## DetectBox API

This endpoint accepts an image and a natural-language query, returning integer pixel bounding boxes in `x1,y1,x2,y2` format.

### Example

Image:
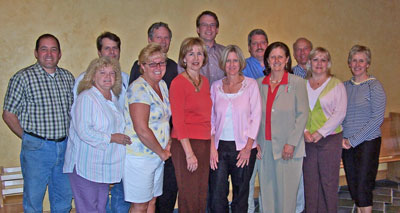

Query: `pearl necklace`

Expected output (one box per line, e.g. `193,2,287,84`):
270,77,282,84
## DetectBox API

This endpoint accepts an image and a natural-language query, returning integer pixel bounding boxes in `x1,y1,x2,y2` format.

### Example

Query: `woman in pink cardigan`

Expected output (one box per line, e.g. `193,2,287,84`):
208,45,262,212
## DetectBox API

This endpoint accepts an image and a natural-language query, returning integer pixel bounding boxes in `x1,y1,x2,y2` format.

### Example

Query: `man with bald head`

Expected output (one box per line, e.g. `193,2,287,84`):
292,37,313,79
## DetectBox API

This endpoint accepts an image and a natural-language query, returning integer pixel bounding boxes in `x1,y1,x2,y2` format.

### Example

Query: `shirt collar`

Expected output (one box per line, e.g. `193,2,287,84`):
262,71,289,85
350,75,376,85
35,62,60,76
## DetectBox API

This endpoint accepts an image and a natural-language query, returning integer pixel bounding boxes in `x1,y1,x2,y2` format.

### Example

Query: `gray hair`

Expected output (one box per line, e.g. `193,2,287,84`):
247,29,268,46
148,22,172,40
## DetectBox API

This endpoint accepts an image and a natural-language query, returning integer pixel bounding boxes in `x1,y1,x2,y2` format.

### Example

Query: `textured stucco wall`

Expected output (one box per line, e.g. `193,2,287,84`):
0,0,399,209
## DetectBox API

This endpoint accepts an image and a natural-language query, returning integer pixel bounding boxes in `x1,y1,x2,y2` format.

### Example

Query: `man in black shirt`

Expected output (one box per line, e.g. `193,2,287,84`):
129,22,178,88
129,22,178,213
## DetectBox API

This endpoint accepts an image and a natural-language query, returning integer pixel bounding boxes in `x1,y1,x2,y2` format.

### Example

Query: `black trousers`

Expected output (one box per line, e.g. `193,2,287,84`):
155,158,178,213
342,137,381,207
208,140,257,213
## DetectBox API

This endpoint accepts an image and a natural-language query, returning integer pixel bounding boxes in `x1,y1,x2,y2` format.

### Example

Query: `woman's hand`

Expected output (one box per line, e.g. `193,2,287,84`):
311,131,323,143
210,145,219,170
282,144,295,160
236,147,252,168
186,153,198,172
159,149,171,161
256,144,262,159
304,130,314,143
110,133,132,145
342,138,351,149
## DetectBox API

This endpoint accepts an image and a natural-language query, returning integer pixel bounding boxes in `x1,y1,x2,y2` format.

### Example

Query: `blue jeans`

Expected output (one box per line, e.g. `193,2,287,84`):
105,181,130,213
20,133,72,213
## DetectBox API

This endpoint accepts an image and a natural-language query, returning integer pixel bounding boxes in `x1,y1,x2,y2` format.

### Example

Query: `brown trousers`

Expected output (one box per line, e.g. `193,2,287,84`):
171,138,210,213
303,132,343,213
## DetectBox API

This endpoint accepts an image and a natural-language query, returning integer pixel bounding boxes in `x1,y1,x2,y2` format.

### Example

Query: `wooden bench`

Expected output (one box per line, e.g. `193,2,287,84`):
0,166,23,211
340,112,400,185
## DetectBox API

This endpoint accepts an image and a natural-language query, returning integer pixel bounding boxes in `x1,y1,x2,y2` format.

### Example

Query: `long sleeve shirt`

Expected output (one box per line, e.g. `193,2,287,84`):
210,77,261,150
342,76,386,147
170,74,212,140
73,71,129,111
306,77,347,137
63,87,126,183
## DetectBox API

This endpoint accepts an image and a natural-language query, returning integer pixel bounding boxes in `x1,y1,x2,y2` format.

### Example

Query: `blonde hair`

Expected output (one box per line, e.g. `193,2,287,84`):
219,45,246,75
306,47,333,79
178,37,208,69
138,43,166,74
78,57,122,96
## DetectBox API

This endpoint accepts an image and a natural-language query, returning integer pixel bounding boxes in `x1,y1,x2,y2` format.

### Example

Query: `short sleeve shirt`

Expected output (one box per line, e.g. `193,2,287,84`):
124,77,171,157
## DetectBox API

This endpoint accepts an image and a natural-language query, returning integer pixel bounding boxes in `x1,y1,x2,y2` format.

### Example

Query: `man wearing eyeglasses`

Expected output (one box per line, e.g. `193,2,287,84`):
177,10,225,86
71,31,130,213
129,22,179,213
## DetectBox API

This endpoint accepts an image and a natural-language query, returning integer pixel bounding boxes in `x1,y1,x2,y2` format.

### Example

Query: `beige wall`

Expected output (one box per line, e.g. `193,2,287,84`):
0,0,399,207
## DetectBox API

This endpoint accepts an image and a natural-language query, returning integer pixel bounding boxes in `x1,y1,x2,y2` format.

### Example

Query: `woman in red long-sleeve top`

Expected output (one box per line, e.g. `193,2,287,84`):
169,37,212,212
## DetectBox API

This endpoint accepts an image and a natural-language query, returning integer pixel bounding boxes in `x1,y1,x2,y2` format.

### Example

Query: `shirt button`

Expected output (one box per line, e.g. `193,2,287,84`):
272,109,275,112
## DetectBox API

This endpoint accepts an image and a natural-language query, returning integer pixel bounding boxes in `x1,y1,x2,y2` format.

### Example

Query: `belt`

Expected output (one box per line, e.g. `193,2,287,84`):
24,131,67,142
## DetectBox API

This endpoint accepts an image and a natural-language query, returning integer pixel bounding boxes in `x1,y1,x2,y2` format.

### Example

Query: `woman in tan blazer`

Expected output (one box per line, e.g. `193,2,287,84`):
256,42,309,213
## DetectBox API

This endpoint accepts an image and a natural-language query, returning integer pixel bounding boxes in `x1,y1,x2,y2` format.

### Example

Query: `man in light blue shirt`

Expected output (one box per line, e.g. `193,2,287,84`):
292,37,313,79
72,32,130,213
245,28,268,213
242,29,268,80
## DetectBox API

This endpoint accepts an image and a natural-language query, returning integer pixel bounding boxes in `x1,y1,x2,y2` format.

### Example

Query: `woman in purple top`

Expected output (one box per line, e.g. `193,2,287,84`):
209,45,262,212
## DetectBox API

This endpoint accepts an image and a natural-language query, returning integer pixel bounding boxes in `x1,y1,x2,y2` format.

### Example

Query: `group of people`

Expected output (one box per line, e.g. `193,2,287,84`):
2,9,386,213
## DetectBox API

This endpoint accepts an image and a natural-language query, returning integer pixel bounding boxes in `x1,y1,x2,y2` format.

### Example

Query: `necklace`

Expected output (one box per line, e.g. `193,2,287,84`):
310,76,328,89
185,70,202,92
270,77,282,84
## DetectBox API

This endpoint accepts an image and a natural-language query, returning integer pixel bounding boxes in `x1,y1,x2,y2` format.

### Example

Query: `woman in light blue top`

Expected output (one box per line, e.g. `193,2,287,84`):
63,57,131,213
123,43,171,213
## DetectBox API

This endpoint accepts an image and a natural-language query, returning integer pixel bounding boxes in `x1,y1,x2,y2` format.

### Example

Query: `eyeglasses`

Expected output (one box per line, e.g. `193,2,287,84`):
144,61,167,68
199,23,217,28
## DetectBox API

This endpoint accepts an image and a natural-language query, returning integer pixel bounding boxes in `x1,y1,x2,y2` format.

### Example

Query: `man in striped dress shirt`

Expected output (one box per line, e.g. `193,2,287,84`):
3,34,74,212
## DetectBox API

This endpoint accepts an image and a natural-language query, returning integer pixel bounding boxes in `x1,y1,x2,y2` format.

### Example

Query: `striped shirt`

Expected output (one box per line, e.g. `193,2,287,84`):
342,76,386,147
63,87,126,183
292,65,307,79
3,63,74,139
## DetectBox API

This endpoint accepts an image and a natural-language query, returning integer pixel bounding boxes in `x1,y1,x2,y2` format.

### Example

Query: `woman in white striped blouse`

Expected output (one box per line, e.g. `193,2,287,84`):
342,45,386,213
63,57,131,213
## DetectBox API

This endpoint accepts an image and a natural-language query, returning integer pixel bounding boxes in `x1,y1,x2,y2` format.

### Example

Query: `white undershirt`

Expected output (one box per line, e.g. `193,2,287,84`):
307,77,331,110
219,94,235,141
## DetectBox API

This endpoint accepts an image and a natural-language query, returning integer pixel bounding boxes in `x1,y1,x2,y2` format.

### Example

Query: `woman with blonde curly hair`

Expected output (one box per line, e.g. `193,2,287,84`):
63,57,131,213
